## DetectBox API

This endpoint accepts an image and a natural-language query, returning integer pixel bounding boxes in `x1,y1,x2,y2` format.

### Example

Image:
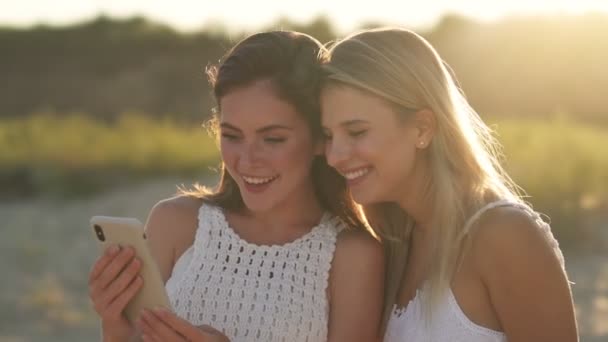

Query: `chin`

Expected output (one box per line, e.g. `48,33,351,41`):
241,190,288,213
350,178,394,204
350,189,381,206
240,196,274,212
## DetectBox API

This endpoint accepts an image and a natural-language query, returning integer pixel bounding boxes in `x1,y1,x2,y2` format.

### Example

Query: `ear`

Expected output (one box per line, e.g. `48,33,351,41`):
412,109,436,149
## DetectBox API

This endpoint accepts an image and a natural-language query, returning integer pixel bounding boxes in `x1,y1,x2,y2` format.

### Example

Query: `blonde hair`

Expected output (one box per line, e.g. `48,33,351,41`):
322,27,524,329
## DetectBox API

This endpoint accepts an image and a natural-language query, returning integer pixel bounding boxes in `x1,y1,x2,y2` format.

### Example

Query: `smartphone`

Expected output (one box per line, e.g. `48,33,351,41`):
90,216,172,323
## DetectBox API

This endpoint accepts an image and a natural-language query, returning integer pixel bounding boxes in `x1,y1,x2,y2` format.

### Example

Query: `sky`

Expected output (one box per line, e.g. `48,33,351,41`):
1,0,607,33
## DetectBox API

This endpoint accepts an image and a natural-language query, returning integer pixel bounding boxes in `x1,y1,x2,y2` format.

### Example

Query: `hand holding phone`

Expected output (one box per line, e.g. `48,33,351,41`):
90,216,171,324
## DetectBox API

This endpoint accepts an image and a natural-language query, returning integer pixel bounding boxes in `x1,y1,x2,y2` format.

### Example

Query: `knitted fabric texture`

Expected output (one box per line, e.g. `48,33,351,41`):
166,204,344,342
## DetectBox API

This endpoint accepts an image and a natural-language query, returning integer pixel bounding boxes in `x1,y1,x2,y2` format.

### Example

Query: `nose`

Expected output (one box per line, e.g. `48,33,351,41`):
325,137,350,168
239,140,263,167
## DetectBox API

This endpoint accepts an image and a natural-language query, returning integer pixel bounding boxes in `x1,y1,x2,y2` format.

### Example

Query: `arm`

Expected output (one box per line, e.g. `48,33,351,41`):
139,197,231,341
90,195,200,341
327,230,385,342
473,207,578,342
144,195,200,283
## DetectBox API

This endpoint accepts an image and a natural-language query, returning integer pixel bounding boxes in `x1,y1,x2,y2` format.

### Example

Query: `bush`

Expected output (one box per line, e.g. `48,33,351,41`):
0,112,219,198
494,117,608,249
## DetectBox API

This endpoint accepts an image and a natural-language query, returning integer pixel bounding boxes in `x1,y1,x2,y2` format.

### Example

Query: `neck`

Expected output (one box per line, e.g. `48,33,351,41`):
396,159,434,233
243,179,323,233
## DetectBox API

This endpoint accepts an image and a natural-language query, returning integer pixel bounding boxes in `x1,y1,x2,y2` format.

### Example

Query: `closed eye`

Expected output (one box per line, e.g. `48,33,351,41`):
221,133,240,141
264,137,286,144
349,129,367,138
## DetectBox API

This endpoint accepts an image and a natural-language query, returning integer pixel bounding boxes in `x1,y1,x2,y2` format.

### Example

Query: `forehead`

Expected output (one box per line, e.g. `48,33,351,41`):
320,84,398,127
219,80,304,128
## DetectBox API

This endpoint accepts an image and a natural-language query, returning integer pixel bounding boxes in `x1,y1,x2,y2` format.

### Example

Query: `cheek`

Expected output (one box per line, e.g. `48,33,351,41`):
219,143,244,177
281,142,316,168
351,136,384,163
395,148,416,172
219,143,238,164
362,133,415,173
271,140,316,174
383,143,417,187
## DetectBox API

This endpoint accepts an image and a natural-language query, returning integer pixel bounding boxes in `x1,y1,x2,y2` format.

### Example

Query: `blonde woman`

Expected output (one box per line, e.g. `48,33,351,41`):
320,27,578,341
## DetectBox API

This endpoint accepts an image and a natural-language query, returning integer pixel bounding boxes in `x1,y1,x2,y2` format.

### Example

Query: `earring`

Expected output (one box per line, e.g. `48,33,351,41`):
418,141,425,147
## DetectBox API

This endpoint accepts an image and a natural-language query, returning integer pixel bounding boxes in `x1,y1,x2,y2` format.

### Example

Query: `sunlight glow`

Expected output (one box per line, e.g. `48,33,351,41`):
0,0,607,32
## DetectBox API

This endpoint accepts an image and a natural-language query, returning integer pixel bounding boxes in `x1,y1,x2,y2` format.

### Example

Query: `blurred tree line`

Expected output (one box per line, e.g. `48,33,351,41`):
1,13,607,123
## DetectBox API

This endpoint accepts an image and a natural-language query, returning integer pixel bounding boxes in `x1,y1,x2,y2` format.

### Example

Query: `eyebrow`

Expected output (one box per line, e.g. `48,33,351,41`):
220,122,294,133
323,119,369,130
340,119,369,127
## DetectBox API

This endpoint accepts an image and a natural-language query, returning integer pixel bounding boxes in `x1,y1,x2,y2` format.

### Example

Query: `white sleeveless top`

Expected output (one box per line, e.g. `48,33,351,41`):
383,200,565,342
166,203,345,342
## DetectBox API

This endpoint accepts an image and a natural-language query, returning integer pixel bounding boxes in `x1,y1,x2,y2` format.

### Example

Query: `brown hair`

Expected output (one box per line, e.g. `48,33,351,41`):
184,31,367,231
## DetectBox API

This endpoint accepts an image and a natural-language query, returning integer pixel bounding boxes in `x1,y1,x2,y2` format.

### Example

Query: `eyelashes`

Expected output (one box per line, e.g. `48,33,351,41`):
322,129,367,141
264,137,286,144
220,134,286,144
349,129,367,138
221,133,239,141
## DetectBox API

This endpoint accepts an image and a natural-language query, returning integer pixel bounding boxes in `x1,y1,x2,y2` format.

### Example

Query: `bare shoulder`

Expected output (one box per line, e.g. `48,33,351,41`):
146,195,202,231
467,205,577,339
468,204,569,300
150,194,204,218
144,195,204,280
469,205,561,266
334,229,384,264
331,228,384,286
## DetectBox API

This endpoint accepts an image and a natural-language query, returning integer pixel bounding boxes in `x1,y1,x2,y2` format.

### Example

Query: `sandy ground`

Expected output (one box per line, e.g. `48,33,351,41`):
0,177,605,341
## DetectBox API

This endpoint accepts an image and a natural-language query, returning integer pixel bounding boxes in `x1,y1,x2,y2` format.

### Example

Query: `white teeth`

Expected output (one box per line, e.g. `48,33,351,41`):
343,168,370,180
242,175,278,185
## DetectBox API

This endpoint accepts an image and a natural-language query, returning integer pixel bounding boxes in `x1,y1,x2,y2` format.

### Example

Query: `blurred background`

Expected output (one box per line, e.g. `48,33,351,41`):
0,0,607,341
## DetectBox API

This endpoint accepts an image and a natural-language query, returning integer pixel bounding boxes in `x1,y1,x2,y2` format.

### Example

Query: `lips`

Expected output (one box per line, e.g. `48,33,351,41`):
239,174,280,195
241,174,279,185
341,167,371,181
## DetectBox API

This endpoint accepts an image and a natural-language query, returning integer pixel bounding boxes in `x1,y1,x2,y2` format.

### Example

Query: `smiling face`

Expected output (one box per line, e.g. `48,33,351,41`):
321,84,428,205
219,80,321,213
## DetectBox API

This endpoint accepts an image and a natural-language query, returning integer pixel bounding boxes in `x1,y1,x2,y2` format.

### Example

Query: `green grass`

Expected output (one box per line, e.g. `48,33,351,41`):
493,117,608,248
496,118,607,205
1,113,606,247
0,112,219,197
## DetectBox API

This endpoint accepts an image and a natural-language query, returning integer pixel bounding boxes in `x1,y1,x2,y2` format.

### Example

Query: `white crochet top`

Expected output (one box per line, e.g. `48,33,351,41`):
384,200,565,342
165,203,345,342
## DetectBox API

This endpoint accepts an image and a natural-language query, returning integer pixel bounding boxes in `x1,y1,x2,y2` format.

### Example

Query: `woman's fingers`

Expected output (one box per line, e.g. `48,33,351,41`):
141,334,163,342
89,245,141,319
87,245,139,340
88,245,122,299
88,245,120,283
99,257,141,308
139,315,166,342
105,275,143,318
139,310,186,341
197,325,230,341
155,309,209,340
95,246,136,290
140,309,230,342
